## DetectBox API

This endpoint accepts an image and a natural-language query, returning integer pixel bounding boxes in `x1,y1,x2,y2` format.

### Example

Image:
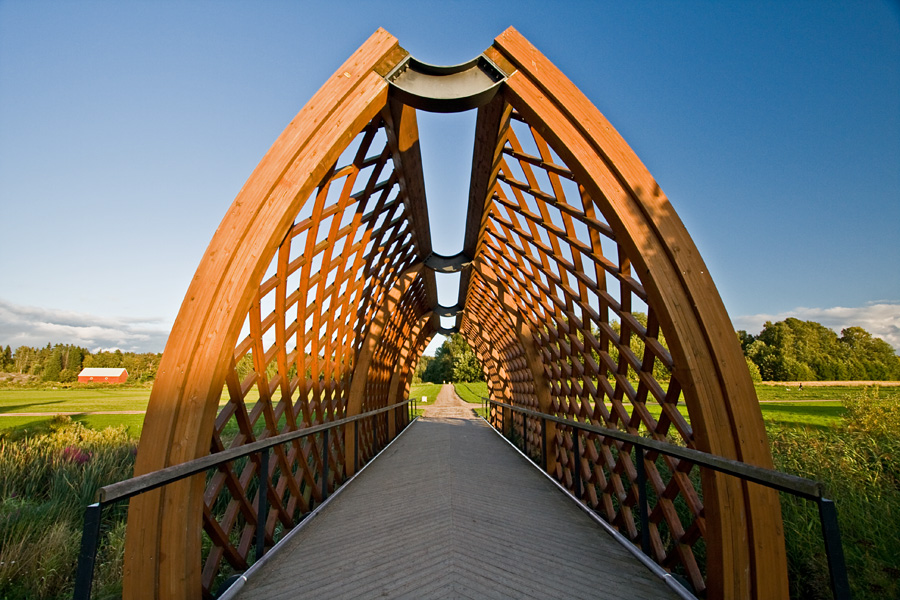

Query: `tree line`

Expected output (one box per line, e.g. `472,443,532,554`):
413,316,900,384
740,318,900,381
4,317,897,385
0,344,162,383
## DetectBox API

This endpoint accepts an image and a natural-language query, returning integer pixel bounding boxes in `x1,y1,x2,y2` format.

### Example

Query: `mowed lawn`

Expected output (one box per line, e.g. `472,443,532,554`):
454,381,900,429
1,384,432,438
0,387,153,438
3,381,894,438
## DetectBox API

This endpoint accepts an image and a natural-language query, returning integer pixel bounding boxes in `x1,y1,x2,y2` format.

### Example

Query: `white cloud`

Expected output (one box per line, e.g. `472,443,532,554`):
0,298,170,353
733,302,900,352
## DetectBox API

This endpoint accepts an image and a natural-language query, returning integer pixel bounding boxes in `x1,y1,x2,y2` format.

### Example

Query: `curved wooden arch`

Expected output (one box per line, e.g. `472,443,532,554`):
125,27,787,600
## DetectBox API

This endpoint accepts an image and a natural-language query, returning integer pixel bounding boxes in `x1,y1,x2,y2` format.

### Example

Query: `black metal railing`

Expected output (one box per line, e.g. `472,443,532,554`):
481,396,850,600
74,399,416,600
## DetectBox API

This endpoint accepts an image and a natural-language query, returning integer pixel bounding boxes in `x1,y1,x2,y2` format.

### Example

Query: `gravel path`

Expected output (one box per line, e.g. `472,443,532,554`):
422,384,476,420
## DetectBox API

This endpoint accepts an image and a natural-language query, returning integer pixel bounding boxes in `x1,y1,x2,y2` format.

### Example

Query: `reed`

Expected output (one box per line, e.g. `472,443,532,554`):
770,387,900,599
0,416,135,599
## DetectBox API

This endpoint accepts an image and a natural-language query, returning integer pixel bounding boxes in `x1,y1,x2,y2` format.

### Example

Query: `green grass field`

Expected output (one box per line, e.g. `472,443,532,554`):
2,382,893,439
1,380,896,598
0,387,152,413
409,383,442,401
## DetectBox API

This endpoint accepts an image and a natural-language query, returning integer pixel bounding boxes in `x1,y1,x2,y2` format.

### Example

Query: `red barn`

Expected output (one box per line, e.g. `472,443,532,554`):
78,367,129,383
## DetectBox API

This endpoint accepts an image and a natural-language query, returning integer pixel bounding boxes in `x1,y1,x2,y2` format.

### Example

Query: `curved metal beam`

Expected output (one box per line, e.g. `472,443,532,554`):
433,302,464,317
424,251,472,273
386,54,507,113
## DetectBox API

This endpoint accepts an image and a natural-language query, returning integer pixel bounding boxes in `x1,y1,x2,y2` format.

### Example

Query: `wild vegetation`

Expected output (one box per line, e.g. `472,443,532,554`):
0,417,135,600
771,387,900,600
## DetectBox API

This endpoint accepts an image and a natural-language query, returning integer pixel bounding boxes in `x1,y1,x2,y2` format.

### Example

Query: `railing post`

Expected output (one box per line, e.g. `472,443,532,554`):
255,448,269,560
818,498,851,599
73,502,102,600
541,416,548,472
322,429,330,500
636,446,651,556
522,414,528,457
354,419,359,473
573,428,581,500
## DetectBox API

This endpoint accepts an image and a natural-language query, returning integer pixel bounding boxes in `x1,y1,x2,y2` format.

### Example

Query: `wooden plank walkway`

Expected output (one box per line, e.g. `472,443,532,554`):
227,385,686,599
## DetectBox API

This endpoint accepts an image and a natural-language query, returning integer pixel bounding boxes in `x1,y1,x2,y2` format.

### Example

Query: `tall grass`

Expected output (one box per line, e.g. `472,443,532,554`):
0,416,136,599
770,387,900,599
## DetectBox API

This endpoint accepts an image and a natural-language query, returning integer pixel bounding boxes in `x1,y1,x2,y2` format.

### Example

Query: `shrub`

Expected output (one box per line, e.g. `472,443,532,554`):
842,386,900,440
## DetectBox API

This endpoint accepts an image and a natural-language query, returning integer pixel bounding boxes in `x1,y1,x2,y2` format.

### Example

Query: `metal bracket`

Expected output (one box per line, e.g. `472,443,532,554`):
430,311,460,335
385,54,507,113
434,303,464,317
425,252,472,273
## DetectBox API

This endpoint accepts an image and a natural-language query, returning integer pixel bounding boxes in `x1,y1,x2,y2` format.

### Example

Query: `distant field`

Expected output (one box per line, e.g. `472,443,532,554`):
0,387,152,413
756,384,900,403
3,381,894,438
453,381,900,430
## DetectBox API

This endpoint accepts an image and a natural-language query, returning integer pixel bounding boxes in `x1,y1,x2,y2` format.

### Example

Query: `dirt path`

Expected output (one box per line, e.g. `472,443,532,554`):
422,384,477,420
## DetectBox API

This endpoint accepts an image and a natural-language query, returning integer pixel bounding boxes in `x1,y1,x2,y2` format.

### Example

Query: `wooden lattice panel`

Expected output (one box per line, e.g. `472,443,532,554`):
461,111,707,590
123,31,442,600
454,29,787,599
195,114,432,592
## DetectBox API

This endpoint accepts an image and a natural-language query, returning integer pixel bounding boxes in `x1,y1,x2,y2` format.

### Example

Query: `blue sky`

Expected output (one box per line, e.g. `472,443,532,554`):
1,0,898,354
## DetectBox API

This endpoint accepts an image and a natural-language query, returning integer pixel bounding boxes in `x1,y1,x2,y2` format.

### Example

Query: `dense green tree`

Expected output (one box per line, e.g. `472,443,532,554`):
0,345,12,371
41,348,62,381
412,355,432,384
744,319,900,381
420,334,484,383
452,350,484,382
13,346,33,374
745,356,762,383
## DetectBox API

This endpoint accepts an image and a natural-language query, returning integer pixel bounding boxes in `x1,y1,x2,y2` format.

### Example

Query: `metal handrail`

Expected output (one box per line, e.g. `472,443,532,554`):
74,399,415,600
481,396,850,600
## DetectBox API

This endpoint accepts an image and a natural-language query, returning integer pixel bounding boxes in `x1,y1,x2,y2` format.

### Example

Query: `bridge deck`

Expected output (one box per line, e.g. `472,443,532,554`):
228,386,685,599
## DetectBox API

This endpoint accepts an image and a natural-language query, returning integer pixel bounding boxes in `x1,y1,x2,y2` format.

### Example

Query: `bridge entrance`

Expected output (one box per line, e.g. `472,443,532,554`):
111,27,799,599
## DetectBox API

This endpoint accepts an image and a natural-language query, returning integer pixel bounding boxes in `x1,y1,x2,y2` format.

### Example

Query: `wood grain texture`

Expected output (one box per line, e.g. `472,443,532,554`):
125,26,787,600
123,29,422,599
474,26,787,599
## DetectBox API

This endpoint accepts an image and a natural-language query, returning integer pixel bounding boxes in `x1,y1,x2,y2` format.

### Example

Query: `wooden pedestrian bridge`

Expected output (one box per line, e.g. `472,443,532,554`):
74,28,848,600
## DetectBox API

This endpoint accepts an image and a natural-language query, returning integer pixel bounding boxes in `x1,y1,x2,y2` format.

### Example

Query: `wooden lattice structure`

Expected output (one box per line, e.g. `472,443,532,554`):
124,28,788,599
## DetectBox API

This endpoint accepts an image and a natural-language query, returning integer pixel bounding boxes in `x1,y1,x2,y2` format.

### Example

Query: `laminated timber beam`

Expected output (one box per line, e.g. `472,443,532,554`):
124,26,788,600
